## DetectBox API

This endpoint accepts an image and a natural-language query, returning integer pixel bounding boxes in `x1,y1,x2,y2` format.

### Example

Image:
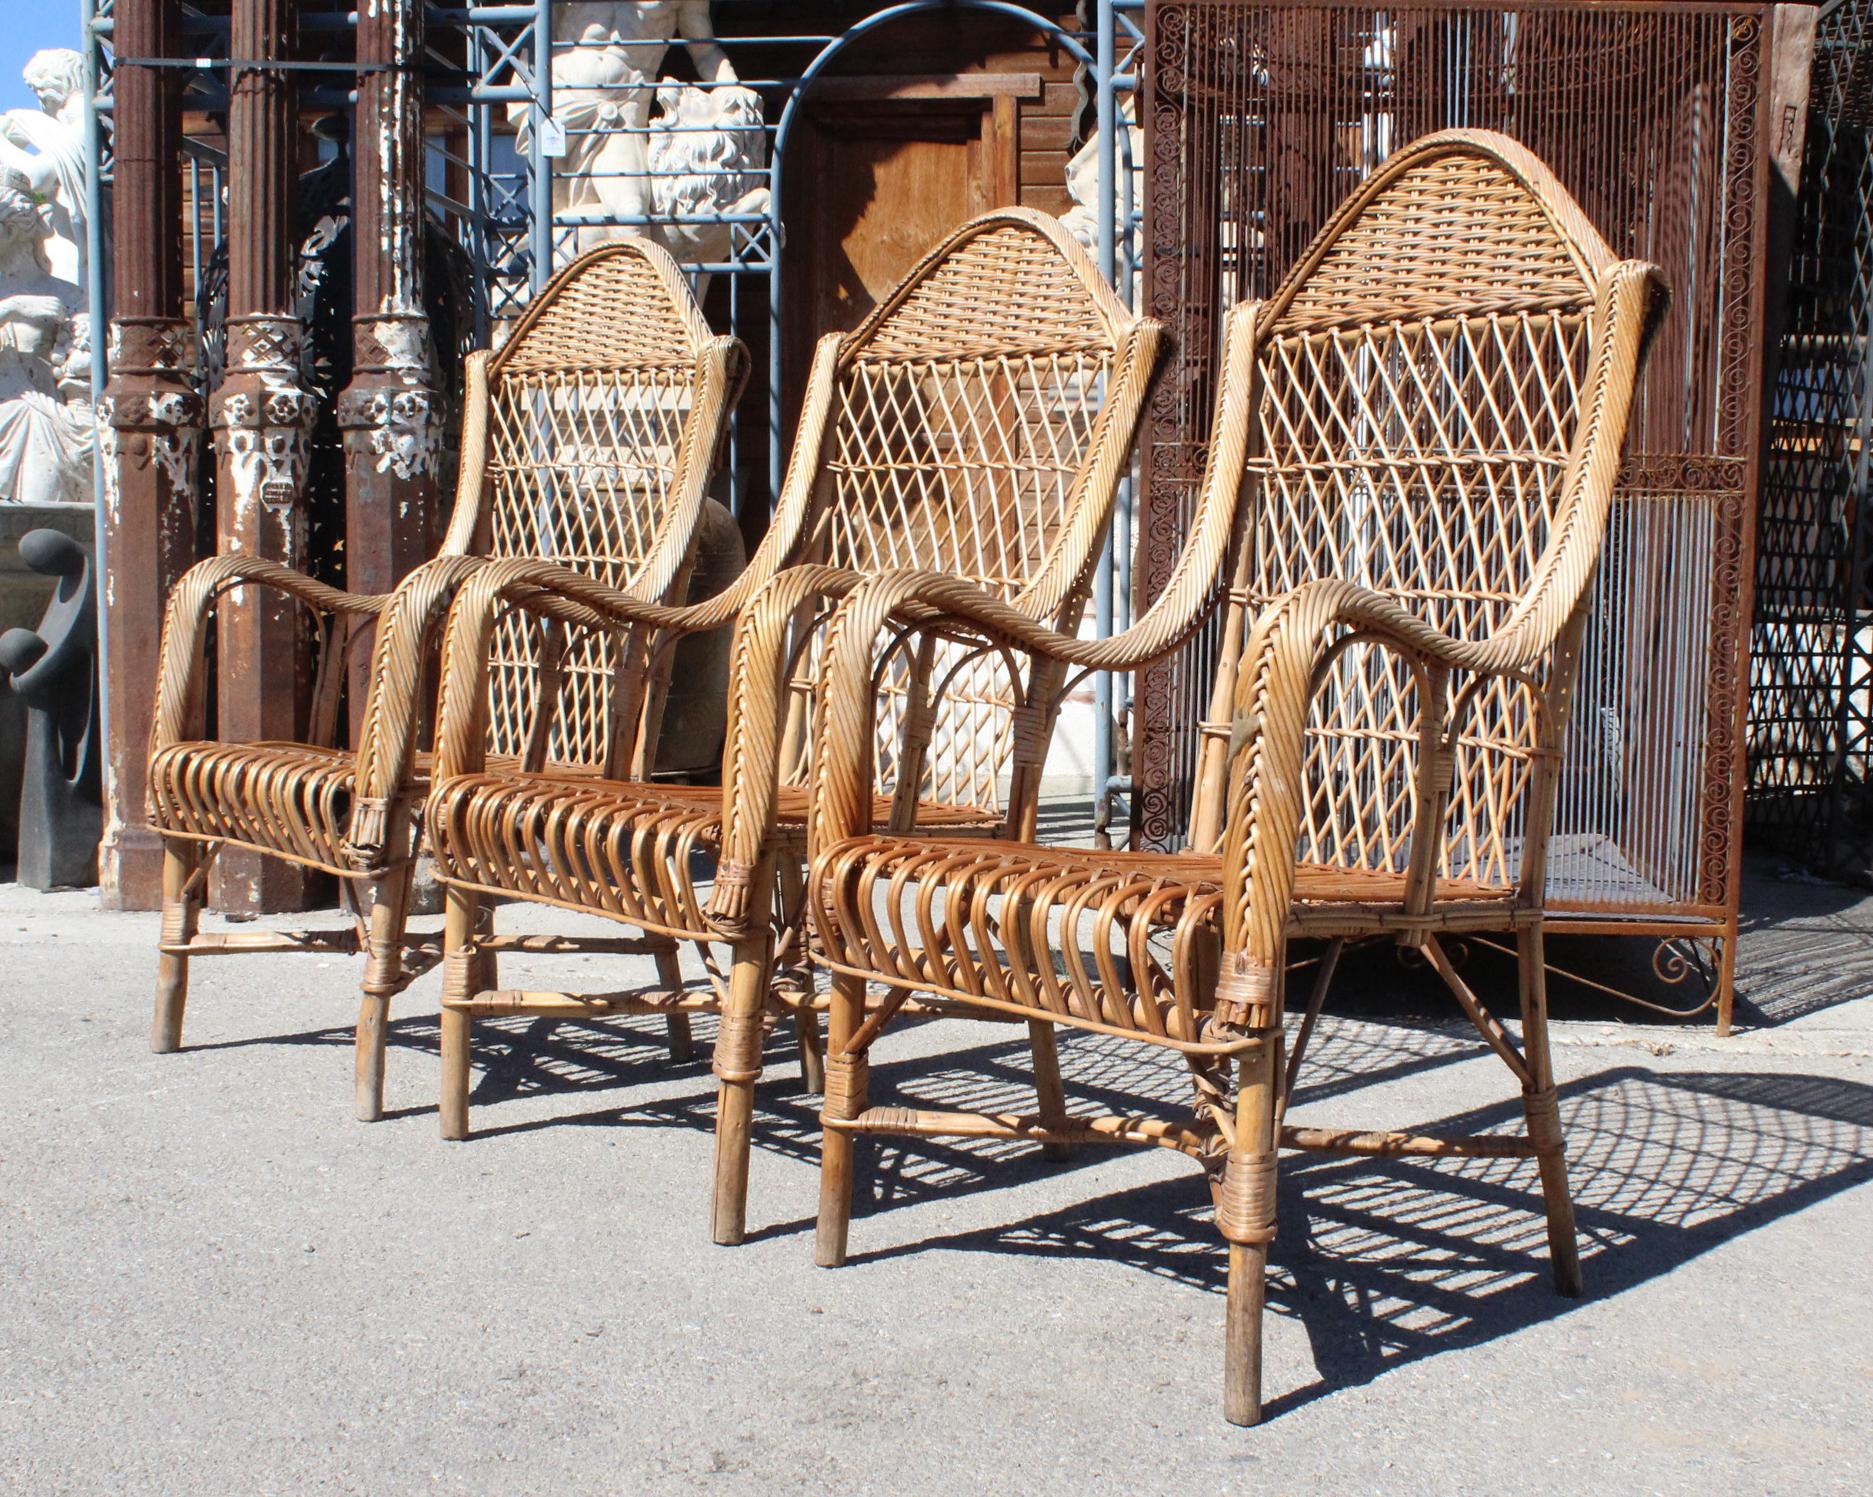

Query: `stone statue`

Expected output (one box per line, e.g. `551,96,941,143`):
645,79,769,293
0,172,94,506
1061,120,1144,272
511,3,766,274
0,49,89,289
0,527,100,889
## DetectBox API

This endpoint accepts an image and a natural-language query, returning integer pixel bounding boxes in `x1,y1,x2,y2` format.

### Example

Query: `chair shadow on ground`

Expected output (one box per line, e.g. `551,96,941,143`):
194,951,1873,1416
829,1038,1873,1418
363,1006,1873,1416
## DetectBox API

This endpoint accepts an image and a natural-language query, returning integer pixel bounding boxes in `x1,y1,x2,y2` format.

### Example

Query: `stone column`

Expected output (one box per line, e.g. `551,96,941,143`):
209,0,317,911
99,0,203,910
339,0,441,722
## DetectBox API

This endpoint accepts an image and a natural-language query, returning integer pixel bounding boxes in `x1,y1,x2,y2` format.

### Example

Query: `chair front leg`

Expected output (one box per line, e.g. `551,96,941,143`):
711,920,774,1246
354,861,415,1123
151,838,207,1053
1221,1022,1283,1427
815,969,869,1267
1517,924,1582,1297
438,884,481,1141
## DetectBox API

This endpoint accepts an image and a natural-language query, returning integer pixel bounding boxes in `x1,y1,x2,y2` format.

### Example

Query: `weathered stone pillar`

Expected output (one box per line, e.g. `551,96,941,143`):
209,0,317,911
339,0,441,721
99,0,203,910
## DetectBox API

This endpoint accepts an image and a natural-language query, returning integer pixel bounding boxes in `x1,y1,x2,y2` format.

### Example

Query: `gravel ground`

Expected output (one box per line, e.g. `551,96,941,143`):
2,860,1870,1496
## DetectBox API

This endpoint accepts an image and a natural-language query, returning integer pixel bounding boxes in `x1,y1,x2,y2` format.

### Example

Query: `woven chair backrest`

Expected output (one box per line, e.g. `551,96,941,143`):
805,209,1146,815
1223,131,1619,888
475,239,725,770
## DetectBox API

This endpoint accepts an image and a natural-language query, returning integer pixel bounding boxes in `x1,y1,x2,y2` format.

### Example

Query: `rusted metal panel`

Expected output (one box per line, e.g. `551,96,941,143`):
340,0,442,729
1749,0,1873,878
99,0,202,911
208,0,316,912
1139,0,1808,1025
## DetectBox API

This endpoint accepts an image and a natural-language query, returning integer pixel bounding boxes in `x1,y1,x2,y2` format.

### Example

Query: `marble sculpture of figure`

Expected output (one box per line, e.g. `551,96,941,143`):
0,49,89,289
511,2,739,262
0,173,94,506
1061,120,1145,271
646,78,769,293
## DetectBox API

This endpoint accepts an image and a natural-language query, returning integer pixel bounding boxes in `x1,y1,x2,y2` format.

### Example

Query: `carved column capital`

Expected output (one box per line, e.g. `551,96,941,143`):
104,315,205,431
210,313,316,517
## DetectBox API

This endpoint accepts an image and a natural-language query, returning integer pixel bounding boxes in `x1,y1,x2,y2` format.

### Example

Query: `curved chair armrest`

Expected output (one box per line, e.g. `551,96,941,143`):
343,554,494,863
709,530,1249,929
1210,573,1570,1028
788,565,1204,877
150,554,390,758
426,555,729,787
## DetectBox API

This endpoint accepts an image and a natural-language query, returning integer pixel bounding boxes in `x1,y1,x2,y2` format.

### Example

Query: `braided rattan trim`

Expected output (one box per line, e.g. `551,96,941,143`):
822,1051,870,1119
1216,1149,1278,1246
712,1009,766,1085
1523,1086,1565,1155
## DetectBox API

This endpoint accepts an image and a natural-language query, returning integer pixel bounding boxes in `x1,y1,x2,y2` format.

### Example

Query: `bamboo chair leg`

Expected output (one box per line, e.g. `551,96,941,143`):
1222,1024,1283,1427
710,932,770,1246
1518,925,1582,1297
816,970,868,1268
151,840,203,1053
1027,1019,1072,1161
794,1006,825,1095
438,886,479,1142
469,900,499,996
354,857,415,1123
652,942,695,1063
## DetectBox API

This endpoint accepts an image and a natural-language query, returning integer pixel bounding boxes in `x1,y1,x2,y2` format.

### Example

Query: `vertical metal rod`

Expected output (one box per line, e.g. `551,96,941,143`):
1092,0,1118,818
530,0,553,290
82,0,112,780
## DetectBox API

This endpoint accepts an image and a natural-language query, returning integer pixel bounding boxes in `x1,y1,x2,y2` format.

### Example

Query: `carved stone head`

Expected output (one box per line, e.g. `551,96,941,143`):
22,50,83,115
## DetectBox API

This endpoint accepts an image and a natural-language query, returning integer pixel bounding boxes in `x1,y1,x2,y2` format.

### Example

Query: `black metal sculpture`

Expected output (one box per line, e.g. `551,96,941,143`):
0,528,100,888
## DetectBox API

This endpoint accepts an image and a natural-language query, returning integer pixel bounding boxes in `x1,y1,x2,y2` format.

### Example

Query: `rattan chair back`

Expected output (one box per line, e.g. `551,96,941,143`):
442,237,743,772
1198,134,1625,893
799,209,1149,817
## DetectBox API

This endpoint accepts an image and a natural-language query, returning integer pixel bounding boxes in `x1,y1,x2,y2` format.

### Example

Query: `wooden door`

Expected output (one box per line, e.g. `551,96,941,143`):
782,74,1036,418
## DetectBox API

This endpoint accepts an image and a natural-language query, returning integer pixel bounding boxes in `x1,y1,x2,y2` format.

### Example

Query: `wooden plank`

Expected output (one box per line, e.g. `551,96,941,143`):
809,73,1042,103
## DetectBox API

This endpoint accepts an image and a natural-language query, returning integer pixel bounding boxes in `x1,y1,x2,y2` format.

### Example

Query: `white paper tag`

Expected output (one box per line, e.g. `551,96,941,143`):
538,116,567,159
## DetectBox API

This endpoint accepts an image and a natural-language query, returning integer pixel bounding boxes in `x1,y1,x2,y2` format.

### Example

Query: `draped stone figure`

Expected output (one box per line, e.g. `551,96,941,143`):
0,49,89,289
510,2,766,275
0,174,93,506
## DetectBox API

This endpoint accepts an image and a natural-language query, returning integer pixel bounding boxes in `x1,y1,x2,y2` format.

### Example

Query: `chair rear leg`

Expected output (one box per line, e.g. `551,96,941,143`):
1027,1019,1072,1161
151,840,203,1053
815,970,868,1267
1222,1024,1282,1426
776,854,822,1092
711,931,771,1245
438,885,479,1141
1518,925,1582,1297
651,942,695,1063
794,1006,825,1095
354,859,414,1123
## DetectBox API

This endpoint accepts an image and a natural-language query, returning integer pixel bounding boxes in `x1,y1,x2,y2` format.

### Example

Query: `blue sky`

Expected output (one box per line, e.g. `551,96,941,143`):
1,5,88,114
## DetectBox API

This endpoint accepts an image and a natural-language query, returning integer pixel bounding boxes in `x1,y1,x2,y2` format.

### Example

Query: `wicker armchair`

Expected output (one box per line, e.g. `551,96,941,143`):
147,239,745,1120
800,132,1666,1424
423,208,1165,1243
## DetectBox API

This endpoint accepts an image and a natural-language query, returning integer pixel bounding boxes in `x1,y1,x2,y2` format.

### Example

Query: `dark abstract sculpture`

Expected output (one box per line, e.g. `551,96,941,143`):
0,528,100,888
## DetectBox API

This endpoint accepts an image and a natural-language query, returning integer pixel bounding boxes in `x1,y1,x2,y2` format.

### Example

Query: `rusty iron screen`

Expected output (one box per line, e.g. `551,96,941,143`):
1749,0,1873,878
1138,0,1776,943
